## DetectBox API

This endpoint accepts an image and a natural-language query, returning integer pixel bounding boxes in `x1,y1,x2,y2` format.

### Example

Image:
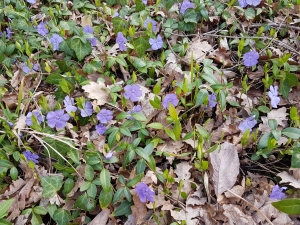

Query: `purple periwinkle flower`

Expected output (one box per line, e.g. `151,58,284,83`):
112,12,119,18
268,85,280,108
23,150,39,164
46,110,70,129
26,0,36,3
239,0,248,7
22,62,39,73
127,105,142,119
50,34,64,51
80,101,93,117
238,115,257,133
104,151,114,160
270,185,287,201
6,28,13,39
37,22,48,37
116,32,127,51
162,93,179,109
63,96,77,113
246,0,261,6
8,121,13,128
144,19,157,32
208,93,217,108
124,84,142,102
83,25,94,34
142,0,147,4
135,182,155,203
149,35,163,50
96,123,107,135
97,109,113,124
26,110,44,126
243,51,259,67
180,0,195,14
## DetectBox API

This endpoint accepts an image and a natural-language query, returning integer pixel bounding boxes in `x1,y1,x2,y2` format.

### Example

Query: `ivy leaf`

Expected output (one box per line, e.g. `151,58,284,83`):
53,209,71,225
112,17,128,33
41,176,63,198
75,192,96,211
132,36,151,57
70,38,92,61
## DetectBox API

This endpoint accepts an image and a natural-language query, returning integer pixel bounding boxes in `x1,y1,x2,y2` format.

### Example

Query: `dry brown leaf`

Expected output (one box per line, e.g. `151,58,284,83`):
3,178,26,197
88,208,110,225
223,204,255,225
82,81,109,105
174,162,192,182
156,141,184,164
163,53,186,83
131,192,147,225
267,107,288,127
210,142,240,199
224,185,245,200
2,92,18,109
183,39,213,64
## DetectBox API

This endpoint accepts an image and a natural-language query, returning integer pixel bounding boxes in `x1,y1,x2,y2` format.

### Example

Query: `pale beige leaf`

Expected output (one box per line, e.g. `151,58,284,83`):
174,162,192,182
131,192,147,225
88,208,110,225
82,81,109,105
81,15,92,27
223,204,255,225
277,171,300,188
183,39,213,63
210,142,240,198
3,178,26,196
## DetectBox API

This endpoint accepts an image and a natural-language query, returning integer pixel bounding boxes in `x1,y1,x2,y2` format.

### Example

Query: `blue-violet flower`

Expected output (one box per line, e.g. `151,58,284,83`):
97,109,113,124
180,0,195,14
37,22,48,37
104,151,114,160
26,110,44,126
162,93,179,109
208,93,217,108
23,150,39,164
135,182,155,202
80,101,93,117
50,34,64,51
22,62,39,73
238,115,257,133
46,109,70,129
268,85,280,108
124,84,142,102
149,35,163,50
96,123,107,135
116,32,127,51
144,19,157,32
243,51,259,67
127,105,142,120
270,185,287,201
63,96,77,113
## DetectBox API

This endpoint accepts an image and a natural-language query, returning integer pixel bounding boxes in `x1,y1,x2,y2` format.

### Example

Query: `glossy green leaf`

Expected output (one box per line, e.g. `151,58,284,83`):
272,199,300,215
112,17,128,33
113,187,125,204
127,173,144,187
85,164,94,181
132,36,151,57
99,188,113,208
75,192,96,211
135,147,150,162
100,169,111,192
292,147,300,168
282,127,300,139
0,198,14,218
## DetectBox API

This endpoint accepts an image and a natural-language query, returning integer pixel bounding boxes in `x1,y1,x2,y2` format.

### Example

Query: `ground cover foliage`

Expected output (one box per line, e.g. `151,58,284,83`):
2,0,300,224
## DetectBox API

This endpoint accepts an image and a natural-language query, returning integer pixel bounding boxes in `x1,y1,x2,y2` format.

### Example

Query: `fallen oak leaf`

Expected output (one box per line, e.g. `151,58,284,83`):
82,81,109,106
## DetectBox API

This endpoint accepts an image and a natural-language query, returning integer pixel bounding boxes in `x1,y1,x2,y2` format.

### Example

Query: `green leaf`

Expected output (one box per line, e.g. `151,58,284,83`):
272,199,300,215
41,176,63,198
195,89,208,106
70,38,92,61
87,183,97,198
271,130,281,141
99,188,113,208
165,128,176,141
144,142,154,155
135,147,150,162
135,0,145,11
184,10,199,24
201,73,217,84
131,113,147,121
33,206,47,215
168,104,178,120
257,131,272,149
67,149,79,164
9,167,18,181
218,90,226,111
63,178,74,195
31,212,42,225
75,192,96,211
0,198,14,219
136,159,146,174
100,169,111,192
46,73,64,85
113,187,125,204
132,36,151,57
56,60,71,72
258,105,270,113
113,200,133,216
120,127,132,137
147,122,164,129
245,8,255,20
112,17,128,33
127,173,144,187
173,120,182,141
280,79,291,99
53,209,71,225
282,127,300,139
292,147,300,168
85,164,94,181
268,119,278,130
195,124,209,139
0,218,11,225
43,137,74,159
